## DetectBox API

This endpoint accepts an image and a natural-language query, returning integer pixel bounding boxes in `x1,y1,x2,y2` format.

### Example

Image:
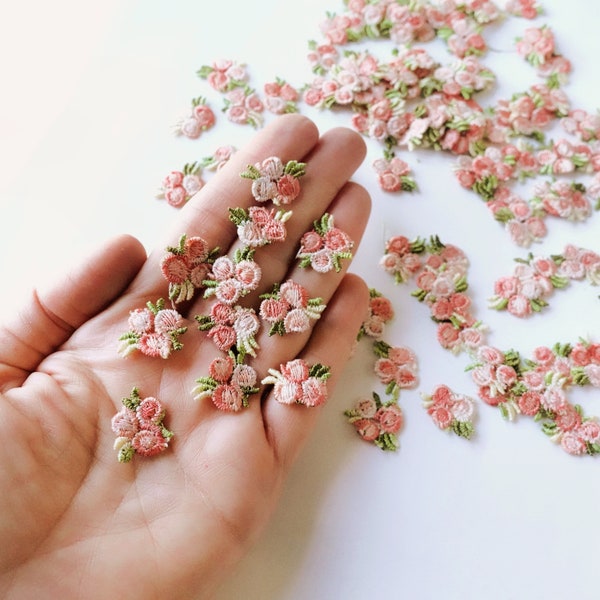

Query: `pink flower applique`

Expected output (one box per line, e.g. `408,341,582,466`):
118,299,187,359
561,109,600,143
421,384,476,439
358,288,395,341
222,85,265,128
372,153,417,193
372,341,419,399
240,156,306,205
157,162,205,208
297,213,354,273
345,392,404,451
306,40,339,76
160,234,220,303
261,359,331,407
197,59,249,92
202,247,262,305
200,144,237,172
196,302,260,358
192,354,259,412
515,26,571,83
505,0,542,20
111,387,173,462
467,340,600,456
174,96,215,139
229,205,292,248
263,78,299,114
488,245,600,317
259,280,326,336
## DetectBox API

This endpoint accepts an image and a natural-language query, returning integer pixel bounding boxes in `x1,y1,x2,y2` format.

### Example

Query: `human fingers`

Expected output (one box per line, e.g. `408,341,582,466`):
125,114,320,305
0,234,146,391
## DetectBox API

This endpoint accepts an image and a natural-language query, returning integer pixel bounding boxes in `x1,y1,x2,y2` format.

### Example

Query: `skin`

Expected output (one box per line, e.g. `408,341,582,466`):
0,115,371,599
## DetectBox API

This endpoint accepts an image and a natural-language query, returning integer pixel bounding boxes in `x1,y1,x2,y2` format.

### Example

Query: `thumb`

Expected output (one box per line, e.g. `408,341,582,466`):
0,234,146,391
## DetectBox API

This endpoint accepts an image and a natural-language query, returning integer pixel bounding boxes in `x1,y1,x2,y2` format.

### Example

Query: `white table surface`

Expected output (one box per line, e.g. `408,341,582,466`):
1,1,598,598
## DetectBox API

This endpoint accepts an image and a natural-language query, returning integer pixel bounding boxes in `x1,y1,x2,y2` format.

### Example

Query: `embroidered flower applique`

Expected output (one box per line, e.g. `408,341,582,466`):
259,280,326,336
261,359,331,407
174,96,215,139
345,392,404,452
196,302,260,358
197,58,249,92
160,234,220,303
372,153,417,193
358,288,395,341
157,147,237,209
297,213,354,273
373,341,419,399
118,299,187,359
229,205,292,248
467,341,600,456
201,144,237,172
222,85,265,128
240,156,306,205
505,0,542,20
202,248,262,305
158,163,205,208
111,388,173,462
192,354,259,411
421,384,476,440
489,245,600,317
263,78,300,114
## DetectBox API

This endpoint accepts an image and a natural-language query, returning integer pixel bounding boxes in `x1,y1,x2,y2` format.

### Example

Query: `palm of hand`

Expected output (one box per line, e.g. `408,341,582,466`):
0,116,370,599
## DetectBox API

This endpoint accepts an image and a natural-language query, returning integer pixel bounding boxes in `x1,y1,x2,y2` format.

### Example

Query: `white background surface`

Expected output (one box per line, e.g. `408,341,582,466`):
1,1,598,598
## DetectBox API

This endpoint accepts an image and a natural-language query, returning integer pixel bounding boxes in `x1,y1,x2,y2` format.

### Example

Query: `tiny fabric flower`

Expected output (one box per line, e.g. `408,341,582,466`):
192,355,259,411
157,162,205,208
259,281,326,336
345,392,403,451
174,96,215,138
240,156,306,205
111,388,173,462
202,248,262,305
160,234,219,303
229,205,292,248
118,299,187,359
421,385,476,439
297,213,354,273
262,360,331,407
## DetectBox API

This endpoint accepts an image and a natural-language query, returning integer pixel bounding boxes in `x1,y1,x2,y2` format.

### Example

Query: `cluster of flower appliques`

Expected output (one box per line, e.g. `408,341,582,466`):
259,280,326,336
263,78,300,114
381,235,487,355
468,341,600,456
118,299,187,359
346,289,413,452
345,392,404,452
505,0,541,20
421,384,476,440
229,206,291,247
157,146,237,208
261,359,331,407
489,245,600,317
241,156,306,205
175,96,216,139
197,59,264,127
192,354,259,411
111,388,173,462
358,288,395,340
515,26,571,81
297,213,354,273
160,234,219,303
202,248,262,305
